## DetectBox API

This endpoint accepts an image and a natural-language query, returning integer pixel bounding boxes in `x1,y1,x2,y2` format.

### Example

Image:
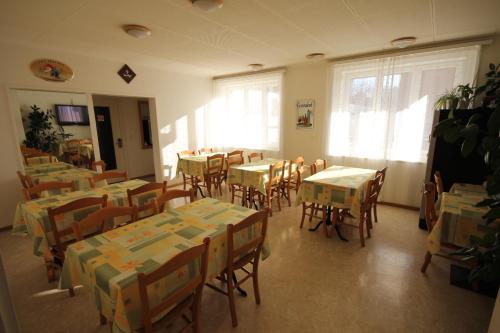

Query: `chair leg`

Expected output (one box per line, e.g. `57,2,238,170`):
359,219,365,247
99,313,107,325
322,206,329,238
68,287,75,297
276,189,281,212
182,174,187,190
253,261,261,305
421,251,432,273
206,177,212,198
218,176,223,195
227,271,238,327
287,187,292,207
366,213,371,239
300,202,307,228
309,204,315,222
230,185,235,204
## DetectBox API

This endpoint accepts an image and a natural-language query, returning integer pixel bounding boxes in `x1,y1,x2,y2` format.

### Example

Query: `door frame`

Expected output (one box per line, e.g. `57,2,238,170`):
5,85,161,182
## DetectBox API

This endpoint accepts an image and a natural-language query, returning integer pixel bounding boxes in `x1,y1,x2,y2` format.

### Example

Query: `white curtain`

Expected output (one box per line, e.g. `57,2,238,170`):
198,71,283,157
326,46,480,206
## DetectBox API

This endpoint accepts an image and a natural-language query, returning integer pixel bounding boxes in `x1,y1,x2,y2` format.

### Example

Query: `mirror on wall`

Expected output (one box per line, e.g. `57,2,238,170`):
15,89,95,168
138,100,152,149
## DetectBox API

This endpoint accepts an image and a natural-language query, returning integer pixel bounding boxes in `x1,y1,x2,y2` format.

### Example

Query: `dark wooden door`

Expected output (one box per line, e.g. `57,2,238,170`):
94,106,117,170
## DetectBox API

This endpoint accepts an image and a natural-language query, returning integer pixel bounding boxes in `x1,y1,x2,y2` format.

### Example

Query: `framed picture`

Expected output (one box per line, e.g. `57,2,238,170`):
296,99,314,129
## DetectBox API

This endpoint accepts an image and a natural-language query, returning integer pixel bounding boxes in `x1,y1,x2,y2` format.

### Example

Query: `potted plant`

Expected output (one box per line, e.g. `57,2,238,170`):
23,105,61,152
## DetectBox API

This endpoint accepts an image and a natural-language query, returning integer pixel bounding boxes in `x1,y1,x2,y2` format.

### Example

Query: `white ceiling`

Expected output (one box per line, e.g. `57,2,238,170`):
1,0,499,76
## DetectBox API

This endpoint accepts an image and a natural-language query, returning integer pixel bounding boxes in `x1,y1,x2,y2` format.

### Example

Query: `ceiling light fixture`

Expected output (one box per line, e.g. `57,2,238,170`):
123,25,152,39
391,36,417,48
306,53,325,60
189,0,223,11
248,64,264,71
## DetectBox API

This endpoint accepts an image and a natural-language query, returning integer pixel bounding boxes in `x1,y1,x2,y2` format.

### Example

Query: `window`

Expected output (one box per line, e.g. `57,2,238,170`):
327,46,480,163
201,72,283,152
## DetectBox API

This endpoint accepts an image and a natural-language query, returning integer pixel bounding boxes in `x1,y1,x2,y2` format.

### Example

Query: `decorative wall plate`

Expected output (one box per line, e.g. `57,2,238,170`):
30,59,74,82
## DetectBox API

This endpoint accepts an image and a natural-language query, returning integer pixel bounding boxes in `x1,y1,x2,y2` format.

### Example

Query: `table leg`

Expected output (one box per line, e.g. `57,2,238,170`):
308,206,349,242
44,257,57,283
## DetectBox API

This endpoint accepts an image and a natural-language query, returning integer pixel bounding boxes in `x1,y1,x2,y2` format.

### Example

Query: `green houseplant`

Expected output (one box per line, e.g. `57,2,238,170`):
23,105,62,152
432,63,500,288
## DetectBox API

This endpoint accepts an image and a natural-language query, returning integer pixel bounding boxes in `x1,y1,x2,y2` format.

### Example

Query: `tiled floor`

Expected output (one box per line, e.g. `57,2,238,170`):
1,188,495,333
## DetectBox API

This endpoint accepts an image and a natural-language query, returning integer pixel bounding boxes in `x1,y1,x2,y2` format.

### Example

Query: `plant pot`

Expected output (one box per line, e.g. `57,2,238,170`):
450,264,499,298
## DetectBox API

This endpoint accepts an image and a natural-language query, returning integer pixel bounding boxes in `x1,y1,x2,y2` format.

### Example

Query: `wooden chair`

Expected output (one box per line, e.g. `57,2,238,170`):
72,206,138,241
23,181,75,201
372,167,387,223
17,171,33,190
247,152,263,163
127,181,167,219
356,174,381,247
250,161,285,216
137,238,210,333
200,153,225,197
65,139,83,166
89,171,128,188
226,151,246,205
47,195,108,296
151,189,196,214
299,164,326,229
91,160,107,173
206,209,268,327
281,157,305,206
177,150,196,190
434,171,444,195
314,159,327,171
198,147,214,155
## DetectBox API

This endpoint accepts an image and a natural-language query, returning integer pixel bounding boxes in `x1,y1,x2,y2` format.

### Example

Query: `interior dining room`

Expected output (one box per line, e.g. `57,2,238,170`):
0,1,499,333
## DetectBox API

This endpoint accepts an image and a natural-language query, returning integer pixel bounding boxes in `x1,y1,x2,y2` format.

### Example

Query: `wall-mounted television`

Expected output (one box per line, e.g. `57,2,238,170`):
55,104,89,125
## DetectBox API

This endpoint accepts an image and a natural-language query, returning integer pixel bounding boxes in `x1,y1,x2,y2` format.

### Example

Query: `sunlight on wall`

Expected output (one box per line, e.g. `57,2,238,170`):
161,115,189,179
195,104,207,149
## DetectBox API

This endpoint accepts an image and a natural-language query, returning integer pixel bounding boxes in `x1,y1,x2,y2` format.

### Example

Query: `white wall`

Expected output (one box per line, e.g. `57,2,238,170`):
15,90,91,143
92,95,155,178
0,41,211,227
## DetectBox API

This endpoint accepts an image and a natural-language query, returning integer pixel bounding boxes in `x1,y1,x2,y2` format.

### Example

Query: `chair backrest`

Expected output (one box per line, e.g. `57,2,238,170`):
152,189,196,214
248,152,263,163
72,206,138,241
314,159,327,171
294,156,305,167
299,164,314,180
226,150,244,169
23,181,75,200
177,150,196,159
206,154,225,175
127,182,167,218
423,182,438,233
227,209,268,268
89,171,128,188
47,195,108,260
66,139,81,152
198,148,213,155
17,171,33,189
374,167,388,198
434,171,444,194
137,238,210,333
267,160,285,189
91,160,107,173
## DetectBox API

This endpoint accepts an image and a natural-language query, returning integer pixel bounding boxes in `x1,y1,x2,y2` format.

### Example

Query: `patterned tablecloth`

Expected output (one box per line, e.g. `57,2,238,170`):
30,168,102,191
450,183,487,196
24,162,75,176
56,142,94,159
427,191,500,254
59,198,270,333
25,156,59,166
176,152,225,181
226,158,292,194
12,179,148,258
295,165,376,218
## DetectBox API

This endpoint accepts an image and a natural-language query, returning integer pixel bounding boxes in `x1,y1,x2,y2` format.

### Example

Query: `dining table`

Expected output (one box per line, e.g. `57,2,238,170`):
295,165,376,238
427,186,499,254
29,167,101,191
25,155,59,166
24,161,75,176
176,152,227,196
59,197,270,333
12,179,149,280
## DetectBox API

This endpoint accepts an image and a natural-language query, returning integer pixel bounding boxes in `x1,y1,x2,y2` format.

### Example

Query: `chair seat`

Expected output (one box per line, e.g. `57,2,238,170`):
135,294,194,333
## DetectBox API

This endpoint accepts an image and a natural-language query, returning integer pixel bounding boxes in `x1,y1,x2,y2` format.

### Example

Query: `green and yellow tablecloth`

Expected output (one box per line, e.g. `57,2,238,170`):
227,158,292,194
450,183,487,196
30,168,102,191
56,142,94,159
12,179,148,258
295,165,376,218
59,198,269,333
176,153,225,181
427,191,499,254
25,156,59,166
24,162,75,176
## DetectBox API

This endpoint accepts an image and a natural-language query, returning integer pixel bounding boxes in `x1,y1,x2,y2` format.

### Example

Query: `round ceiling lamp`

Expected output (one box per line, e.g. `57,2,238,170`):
306,53,325,60
123,25,152,38
189,0,223,11
391,36,417,48
248,64,264,71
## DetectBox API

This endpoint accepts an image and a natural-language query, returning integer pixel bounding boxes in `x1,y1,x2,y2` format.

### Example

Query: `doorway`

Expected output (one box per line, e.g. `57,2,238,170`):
93,106,117,170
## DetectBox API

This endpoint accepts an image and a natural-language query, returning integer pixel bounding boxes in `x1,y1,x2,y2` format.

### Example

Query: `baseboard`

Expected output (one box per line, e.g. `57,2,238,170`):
379,201,420,211
0,226,11,233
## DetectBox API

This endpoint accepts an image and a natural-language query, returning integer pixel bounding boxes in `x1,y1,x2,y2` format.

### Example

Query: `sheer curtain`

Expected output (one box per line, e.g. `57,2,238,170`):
326,46,480,206
198,71,283,157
